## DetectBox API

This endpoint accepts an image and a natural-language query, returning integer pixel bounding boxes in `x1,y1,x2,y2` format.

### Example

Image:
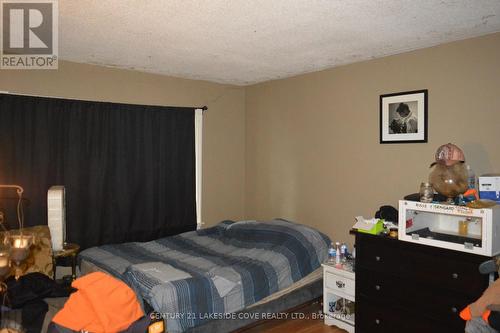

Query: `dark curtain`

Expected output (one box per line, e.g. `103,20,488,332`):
0,93,196,249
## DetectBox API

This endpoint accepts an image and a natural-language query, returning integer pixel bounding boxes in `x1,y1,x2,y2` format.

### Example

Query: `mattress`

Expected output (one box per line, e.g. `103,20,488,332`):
79,259,322,308
78,219,330,332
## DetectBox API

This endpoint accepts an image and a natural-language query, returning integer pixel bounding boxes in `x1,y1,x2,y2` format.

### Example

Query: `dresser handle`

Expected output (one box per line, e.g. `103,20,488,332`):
375,319,381,325
336,281,345,288
375,256,381,262
375,285,381,291
452,273,458,279
451,307,458,313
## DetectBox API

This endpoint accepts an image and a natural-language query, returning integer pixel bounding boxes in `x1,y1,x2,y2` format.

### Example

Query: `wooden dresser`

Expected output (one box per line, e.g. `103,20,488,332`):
354,232,490,333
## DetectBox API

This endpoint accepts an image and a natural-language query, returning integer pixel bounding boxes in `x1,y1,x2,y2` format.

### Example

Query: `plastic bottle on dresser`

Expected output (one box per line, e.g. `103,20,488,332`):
467,165,476,190
340,243,347,263
335,242,341,265
328,242,336,263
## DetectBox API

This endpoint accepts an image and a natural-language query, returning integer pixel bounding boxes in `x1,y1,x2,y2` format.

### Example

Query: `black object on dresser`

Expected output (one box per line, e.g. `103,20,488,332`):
354,232,490,333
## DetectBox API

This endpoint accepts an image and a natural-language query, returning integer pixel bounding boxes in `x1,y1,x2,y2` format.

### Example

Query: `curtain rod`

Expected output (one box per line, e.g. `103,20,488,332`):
0,91,208,111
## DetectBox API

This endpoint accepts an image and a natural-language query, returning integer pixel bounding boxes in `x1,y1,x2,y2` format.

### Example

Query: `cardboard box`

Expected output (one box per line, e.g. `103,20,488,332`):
479,174,500,203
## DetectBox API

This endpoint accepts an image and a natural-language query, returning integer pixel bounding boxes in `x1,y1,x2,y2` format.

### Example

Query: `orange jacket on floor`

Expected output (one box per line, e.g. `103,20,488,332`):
52,272,144,332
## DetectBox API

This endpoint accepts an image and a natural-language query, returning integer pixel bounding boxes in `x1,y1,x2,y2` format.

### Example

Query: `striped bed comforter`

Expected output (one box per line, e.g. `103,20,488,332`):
78,219,330,332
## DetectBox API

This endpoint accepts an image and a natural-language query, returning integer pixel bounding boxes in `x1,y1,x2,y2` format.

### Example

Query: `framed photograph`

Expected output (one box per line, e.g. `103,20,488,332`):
380,89,428,144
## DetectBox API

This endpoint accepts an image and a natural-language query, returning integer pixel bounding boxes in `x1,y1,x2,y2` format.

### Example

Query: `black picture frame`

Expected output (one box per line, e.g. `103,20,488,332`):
379,89,428,144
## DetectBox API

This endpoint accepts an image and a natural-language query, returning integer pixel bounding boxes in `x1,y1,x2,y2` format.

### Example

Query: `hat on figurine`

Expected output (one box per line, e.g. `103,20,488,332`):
430,143,465,167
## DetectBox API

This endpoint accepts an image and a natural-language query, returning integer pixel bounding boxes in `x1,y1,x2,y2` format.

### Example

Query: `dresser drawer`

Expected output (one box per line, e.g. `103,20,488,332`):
356,296,462,333
357,268,475,325
405,249,487,295
356,236,406,273
356,233,488,295
325,271,355,296
354,233,487,332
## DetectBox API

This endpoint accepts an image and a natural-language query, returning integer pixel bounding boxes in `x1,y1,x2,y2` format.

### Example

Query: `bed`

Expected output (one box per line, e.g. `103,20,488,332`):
78,219,330,332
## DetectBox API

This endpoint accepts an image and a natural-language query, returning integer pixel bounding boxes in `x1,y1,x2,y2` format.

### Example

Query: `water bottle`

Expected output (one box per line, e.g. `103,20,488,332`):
328,242,336,263
467,165,476,190
335,242,341,265
340,243,347,263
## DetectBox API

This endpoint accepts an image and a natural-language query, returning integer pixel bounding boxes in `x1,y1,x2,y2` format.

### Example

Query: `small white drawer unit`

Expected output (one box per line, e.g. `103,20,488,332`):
322,263,355,333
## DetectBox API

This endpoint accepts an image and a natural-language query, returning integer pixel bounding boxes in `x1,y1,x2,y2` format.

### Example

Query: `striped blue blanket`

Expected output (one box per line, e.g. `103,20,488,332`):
78,219,330,332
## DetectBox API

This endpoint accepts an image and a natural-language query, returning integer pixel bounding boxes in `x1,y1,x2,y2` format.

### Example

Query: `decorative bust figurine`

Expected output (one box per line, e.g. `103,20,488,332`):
429,143,468,203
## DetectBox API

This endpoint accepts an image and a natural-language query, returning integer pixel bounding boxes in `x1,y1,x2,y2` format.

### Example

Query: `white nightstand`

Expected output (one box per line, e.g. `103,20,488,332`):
322,262,355,333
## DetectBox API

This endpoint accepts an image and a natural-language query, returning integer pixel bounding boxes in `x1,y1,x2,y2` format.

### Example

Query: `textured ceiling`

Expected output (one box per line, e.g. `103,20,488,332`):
60,0,500,85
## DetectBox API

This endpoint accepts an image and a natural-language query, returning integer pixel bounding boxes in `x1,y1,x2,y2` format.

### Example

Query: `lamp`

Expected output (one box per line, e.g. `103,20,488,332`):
0,184,33,286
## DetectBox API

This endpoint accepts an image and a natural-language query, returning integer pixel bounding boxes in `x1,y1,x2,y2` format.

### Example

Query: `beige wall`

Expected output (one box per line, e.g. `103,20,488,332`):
245,33,500,245
0,61,246,227
1,33,499,245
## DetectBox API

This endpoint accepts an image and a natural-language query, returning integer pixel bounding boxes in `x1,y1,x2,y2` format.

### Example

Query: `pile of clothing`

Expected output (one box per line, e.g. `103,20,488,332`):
1,272,70,333
49,272,147,332
1,271,160,333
